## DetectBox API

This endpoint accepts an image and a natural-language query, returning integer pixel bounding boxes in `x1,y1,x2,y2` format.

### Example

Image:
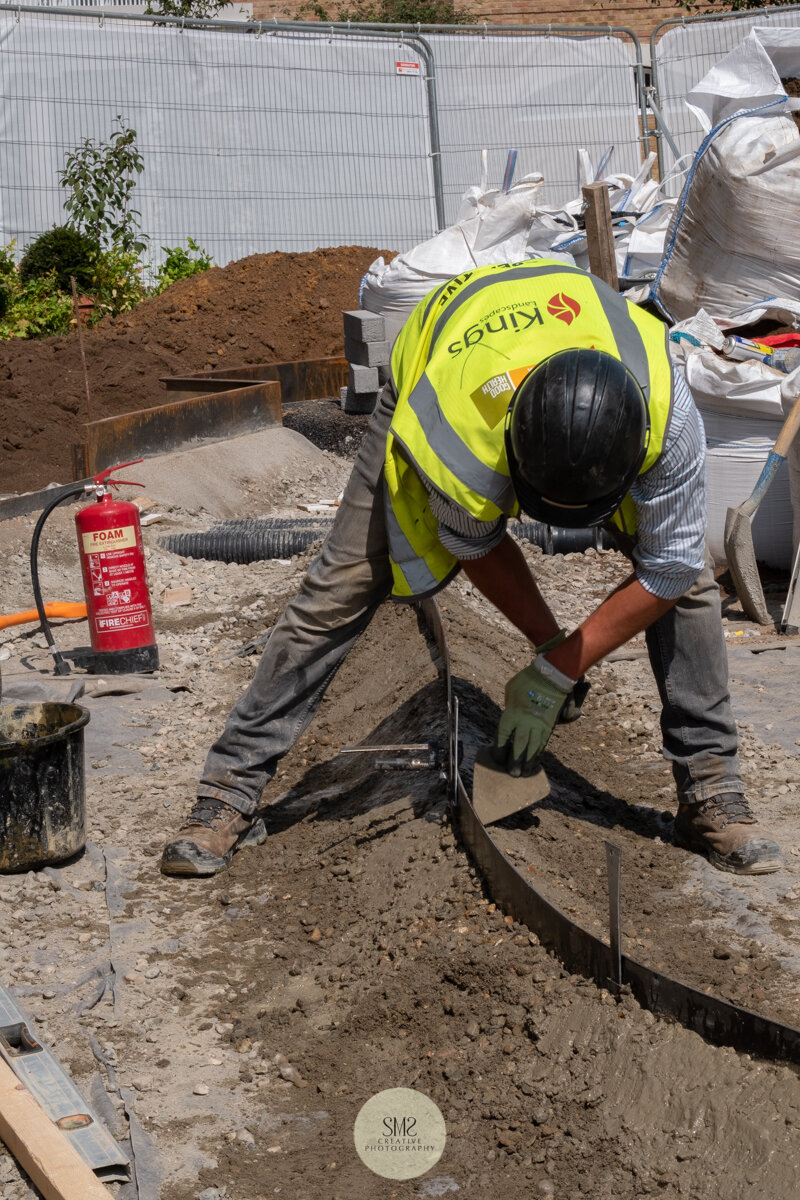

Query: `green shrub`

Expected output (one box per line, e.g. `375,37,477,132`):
301,0,478,21
91,246,148,318
0,281,9,320
154,238,213,293
0,241,16,281
19,225,99,292
145,0,228,16
0,274,73,339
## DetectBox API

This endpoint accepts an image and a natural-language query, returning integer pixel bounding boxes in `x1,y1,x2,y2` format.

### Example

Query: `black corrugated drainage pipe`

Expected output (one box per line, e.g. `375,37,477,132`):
159,519,613,565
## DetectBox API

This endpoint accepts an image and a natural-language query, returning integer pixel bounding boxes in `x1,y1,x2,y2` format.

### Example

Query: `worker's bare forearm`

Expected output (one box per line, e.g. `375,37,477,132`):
461,542,676,679
460,534,561,647
546,571,676,680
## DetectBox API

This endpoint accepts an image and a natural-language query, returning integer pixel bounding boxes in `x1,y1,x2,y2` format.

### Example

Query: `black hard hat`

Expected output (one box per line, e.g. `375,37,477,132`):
504,348,650,528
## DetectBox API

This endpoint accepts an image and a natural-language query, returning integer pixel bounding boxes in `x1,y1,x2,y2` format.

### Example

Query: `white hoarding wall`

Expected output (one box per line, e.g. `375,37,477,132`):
426,31,644,219
0,12,647,266
0,12,438,265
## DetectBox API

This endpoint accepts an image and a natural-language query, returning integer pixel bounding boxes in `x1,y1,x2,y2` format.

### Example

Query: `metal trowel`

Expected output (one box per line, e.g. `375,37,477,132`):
472,746,550,825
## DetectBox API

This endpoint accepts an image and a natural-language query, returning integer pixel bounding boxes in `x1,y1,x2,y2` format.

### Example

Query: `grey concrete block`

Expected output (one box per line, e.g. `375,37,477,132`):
343,309,386,343
343,387,378,415
345,336,391,368
349,363,380,393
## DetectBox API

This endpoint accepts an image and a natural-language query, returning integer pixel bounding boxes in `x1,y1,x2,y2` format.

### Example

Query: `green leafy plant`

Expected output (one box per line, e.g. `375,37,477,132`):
91,246,148,318
0,243,14,318
0,240,16,282
153,238,214,293
300,0,477,21
60,117,148,257
19,225,100,293
145,0,229,16
0,274,73,339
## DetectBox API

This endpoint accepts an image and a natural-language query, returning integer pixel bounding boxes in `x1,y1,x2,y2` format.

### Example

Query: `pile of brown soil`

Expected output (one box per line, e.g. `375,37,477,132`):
0,245,392,494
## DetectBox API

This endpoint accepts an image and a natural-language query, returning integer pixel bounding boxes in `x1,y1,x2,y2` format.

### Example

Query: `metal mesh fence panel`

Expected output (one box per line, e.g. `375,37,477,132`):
0,8,439,265
0,8,647,268
425,27,645,221
651,5,800,192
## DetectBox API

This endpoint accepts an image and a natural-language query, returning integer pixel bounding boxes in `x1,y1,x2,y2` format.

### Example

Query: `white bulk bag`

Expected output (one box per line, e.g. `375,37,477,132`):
362,152,671,340
653,30,800,323
683,349,794,568
360,176,576,343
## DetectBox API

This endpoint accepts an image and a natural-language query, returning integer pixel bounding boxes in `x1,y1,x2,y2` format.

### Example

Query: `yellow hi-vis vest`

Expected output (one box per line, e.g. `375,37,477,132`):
384,260,674,600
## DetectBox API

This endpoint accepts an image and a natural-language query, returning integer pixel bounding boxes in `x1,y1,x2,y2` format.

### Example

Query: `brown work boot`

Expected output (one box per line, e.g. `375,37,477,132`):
160,798,266,877
673,792,780,875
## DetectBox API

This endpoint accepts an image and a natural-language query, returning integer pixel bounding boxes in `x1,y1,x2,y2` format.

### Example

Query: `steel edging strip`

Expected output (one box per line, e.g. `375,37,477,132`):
419,597,800,1064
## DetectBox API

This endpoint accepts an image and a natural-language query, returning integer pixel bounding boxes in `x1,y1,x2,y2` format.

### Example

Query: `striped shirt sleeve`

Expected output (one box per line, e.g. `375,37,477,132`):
629,369,706,601
425,486,507,560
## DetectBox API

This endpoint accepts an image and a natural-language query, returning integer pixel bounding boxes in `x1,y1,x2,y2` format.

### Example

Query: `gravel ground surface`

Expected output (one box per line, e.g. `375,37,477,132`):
1,416,800,1200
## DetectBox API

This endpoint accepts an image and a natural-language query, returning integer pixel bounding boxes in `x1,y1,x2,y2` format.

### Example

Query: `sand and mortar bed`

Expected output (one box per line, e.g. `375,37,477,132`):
1,424,800,1199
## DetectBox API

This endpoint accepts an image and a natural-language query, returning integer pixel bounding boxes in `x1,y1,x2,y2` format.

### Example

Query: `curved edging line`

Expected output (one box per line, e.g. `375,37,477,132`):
419,597,800,1064
456,774,800,1063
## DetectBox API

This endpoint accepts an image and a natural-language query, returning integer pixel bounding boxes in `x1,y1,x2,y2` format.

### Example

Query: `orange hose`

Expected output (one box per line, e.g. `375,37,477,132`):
0,602,87,630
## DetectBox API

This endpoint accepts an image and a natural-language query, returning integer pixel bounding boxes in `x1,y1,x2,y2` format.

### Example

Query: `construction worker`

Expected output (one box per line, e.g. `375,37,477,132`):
162,260,781,878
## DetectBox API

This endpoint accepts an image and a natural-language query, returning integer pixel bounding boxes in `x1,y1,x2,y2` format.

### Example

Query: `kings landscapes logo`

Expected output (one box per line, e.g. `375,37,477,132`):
353,1087,447,1180
547,293,581,325
447,292,582,358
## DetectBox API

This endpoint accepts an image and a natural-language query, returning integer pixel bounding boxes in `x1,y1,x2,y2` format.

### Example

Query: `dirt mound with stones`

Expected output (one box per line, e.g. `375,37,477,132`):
0,245,392,495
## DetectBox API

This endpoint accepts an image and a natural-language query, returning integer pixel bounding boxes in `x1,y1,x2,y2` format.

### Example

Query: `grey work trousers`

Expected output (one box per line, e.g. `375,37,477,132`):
198,386,742,813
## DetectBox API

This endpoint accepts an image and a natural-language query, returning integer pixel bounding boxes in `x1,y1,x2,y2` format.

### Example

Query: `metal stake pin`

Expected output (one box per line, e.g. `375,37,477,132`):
605,840,623,990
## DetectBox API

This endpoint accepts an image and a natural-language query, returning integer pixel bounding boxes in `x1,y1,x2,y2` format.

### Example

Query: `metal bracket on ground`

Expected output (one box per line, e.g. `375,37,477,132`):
71,382,282,480
0,479,92,525
338,742,442,770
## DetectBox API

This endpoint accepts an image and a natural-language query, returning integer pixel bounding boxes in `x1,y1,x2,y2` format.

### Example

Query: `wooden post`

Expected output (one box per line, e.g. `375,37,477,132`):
69,276,93,425
0,1055,113,1200
581,183,619,292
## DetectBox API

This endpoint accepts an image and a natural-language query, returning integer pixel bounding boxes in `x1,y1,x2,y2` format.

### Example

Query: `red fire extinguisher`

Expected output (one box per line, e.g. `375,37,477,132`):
74,461,159,674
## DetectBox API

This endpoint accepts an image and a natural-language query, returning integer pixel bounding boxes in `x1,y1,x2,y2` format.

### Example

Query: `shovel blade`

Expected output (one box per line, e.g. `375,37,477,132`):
472,746,550,825
723,505,771,626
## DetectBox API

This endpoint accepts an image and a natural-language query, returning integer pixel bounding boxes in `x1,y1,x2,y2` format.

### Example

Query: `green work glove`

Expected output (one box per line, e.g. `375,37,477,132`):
493,653,576,777
559,675,590,724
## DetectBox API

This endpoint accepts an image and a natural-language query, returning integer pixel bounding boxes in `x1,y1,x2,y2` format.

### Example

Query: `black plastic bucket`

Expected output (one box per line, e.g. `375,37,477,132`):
0,702,90,872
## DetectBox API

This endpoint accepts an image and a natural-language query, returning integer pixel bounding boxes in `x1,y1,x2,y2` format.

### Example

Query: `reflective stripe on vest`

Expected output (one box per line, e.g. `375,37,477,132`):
383,451,460,598
404,373,516,514
385,261,674,599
